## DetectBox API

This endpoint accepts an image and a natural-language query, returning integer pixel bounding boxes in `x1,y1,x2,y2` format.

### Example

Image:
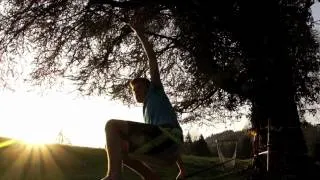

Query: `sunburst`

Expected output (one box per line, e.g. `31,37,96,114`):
0,140,67,180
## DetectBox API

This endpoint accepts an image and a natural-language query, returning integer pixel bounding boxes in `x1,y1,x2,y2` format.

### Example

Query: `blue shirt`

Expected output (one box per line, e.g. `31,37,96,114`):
143,83,180,128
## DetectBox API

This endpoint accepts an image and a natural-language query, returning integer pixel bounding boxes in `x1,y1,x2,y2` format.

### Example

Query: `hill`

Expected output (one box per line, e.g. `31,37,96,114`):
0,137,250,180
205,124,320,160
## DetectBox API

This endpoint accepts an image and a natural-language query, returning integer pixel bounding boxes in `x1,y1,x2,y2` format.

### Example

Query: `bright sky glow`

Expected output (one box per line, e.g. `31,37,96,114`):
0,89,144,148
0,3,319,148
0,87,249,148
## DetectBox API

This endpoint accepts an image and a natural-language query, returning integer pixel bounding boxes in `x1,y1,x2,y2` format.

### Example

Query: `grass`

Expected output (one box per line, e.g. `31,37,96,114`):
0,137,251,180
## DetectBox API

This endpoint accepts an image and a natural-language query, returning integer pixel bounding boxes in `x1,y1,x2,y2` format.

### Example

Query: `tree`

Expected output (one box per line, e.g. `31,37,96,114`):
0,0,249,121
192,134,211,157
183,131,193,155
237,132,252,159
1,0,320,178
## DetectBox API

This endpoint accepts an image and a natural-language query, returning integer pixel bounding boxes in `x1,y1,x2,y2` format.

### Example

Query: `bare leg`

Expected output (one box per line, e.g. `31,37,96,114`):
101,119,161,180
102,119,129,180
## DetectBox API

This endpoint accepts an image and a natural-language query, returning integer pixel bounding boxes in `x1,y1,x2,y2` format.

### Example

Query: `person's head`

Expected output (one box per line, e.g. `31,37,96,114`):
130,78,150,103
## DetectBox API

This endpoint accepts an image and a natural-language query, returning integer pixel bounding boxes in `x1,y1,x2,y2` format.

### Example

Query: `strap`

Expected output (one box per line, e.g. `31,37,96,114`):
159,127,183,145
133,127,182,154
133,134,169,154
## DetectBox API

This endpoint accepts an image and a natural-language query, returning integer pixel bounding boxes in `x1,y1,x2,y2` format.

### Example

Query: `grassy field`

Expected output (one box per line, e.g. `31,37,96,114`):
0,137,251,180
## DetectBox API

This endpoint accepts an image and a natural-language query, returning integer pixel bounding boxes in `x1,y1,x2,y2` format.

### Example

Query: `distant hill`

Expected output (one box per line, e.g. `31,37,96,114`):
205,130,253,159
0,136,251,180
205,124,320,160
0,137,107,180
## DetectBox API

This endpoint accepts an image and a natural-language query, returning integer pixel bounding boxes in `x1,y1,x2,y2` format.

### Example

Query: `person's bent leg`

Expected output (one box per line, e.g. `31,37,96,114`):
102,119,129,180
122,155,160,180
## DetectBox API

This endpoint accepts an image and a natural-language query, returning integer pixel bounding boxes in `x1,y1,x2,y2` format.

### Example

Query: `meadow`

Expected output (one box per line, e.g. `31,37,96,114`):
0,137,251,180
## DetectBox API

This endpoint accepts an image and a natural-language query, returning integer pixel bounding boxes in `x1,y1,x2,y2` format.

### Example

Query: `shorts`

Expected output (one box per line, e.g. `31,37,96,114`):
120,121,183,157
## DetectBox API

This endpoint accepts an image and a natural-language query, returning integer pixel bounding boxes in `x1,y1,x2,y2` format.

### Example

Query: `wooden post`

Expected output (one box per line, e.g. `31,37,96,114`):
267,118,270,172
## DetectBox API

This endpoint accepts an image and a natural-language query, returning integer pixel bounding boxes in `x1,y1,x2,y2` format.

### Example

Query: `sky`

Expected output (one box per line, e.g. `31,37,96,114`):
0,50,249,149
0,3,320,148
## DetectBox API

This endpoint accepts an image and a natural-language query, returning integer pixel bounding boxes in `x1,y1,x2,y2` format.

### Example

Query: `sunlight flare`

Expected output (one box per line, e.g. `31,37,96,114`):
0,139,16,148
22,136,51,146
0,142,66,180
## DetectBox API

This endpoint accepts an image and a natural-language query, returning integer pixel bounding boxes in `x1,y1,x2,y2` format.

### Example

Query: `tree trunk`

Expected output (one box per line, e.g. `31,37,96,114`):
265,95,307,179
250,55,314,179
250,94,311,179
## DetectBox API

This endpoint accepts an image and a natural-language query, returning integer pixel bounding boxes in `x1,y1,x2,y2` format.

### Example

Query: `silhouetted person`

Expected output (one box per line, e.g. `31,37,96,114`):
100,24,186,180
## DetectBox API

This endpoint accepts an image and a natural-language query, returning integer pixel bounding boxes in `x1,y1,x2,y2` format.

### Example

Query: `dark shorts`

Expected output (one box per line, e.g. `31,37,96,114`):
121,121,183,157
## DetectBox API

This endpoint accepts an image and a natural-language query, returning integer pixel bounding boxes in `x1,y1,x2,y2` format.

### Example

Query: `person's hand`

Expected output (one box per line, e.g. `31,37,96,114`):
128,20,143,34
127,11,146,33
176,171,186,180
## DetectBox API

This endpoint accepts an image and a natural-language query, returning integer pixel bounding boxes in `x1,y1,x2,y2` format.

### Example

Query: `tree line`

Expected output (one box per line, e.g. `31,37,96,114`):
182,122,320,161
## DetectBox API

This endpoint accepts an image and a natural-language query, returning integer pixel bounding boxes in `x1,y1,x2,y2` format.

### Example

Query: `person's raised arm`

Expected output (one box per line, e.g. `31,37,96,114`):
129,25,162,87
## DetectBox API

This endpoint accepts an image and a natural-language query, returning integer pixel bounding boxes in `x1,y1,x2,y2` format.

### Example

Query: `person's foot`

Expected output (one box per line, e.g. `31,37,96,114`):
100,176,113,180
100,175,122,180
145,172,160,180
100,176,116,180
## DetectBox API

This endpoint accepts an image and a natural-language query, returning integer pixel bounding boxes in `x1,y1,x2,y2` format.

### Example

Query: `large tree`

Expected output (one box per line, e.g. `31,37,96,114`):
0,0,249,123
1,0,320,178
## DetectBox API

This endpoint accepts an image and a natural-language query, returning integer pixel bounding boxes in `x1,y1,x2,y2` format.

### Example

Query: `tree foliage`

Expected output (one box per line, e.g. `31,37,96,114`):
182,131,193,154
192,134,212,156
0,0,319,124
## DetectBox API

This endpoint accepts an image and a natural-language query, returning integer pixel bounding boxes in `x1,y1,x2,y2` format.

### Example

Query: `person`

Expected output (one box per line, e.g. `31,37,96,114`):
100,24,186,180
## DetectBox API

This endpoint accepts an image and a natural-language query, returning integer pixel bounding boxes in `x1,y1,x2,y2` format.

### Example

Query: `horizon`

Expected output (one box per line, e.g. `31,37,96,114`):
0,88,249,148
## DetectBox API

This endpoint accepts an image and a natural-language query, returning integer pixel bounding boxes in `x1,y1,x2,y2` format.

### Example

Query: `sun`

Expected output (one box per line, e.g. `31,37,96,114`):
20,134,52,146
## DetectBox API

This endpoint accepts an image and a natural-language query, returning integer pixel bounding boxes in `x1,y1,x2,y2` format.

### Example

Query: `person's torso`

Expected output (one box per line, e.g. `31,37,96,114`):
143,84,180,128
